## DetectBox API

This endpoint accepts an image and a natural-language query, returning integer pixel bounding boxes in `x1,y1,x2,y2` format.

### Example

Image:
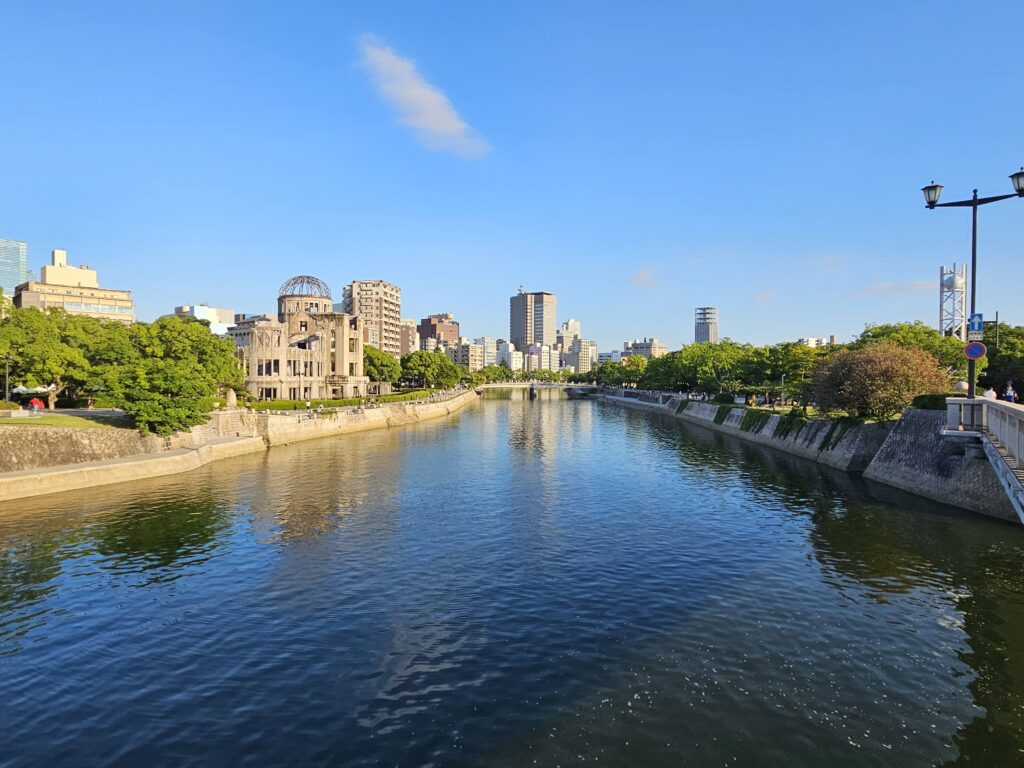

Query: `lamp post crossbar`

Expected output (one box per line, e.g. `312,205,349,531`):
922,170,1024,403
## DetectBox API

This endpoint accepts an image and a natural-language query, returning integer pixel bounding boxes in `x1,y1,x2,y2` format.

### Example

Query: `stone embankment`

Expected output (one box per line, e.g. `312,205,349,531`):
0,391,478,503
602,391,1017,522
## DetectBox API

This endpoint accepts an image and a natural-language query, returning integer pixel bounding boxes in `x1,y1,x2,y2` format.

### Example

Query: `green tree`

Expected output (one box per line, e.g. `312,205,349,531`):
853,321,970,380
401,350,461,389
813,342,950,420
981,322,1024,395
363,344,402,383
0,307,90,409
112,316,243,434
620,355,648,386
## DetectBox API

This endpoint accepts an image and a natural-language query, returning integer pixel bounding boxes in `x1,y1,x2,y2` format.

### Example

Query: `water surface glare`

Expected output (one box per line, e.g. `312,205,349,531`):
3,390,1024,767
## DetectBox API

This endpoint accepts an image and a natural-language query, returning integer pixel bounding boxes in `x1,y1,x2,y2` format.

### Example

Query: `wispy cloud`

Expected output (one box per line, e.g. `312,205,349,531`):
359,35,490,158
754,290,776,302
630,266,658,288
813,255,842,265
861,280,933,296
687,257,706,266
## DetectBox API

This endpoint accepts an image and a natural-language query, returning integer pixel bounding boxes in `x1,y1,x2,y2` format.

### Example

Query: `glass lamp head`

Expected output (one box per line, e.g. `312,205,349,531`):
922,182,943,208
1010,167,1024,196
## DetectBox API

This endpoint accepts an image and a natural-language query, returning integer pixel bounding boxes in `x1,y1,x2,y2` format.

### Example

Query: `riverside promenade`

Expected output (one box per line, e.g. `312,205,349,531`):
0,390,478,503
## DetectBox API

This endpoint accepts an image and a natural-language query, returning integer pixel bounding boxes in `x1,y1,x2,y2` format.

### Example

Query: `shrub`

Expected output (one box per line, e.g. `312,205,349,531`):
739,409,771,433
713,393,735,404
0,400,19,410
911,392,955,411
774,407,807,439
812,343,950,420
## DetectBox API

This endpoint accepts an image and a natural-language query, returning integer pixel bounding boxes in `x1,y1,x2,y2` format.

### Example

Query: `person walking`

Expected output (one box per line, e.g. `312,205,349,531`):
1004,380,1018,403
983,386,998,400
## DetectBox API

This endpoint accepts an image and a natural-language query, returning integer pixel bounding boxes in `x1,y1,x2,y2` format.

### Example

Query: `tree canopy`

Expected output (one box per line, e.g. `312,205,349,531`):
0,307,241,434
363,344,402,383
400,350,462,389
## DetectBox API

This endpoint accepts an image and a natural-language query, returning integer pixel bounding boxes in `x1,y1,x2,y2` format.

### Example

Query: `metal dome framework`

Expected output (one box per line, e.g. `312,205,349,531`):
278,275,333,299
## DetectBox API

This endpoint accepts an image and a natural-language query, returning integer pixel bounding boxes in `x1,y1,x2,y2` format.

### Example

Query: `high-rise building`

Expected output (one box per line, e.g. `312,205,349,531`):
510,287,557,350
14,248,135,323
418,312,460,344
399,318,420,356
339,280,402,357
695,307,719,344
172,304,237,335
474,337,498,367
0,239,30,299
623,338,668,359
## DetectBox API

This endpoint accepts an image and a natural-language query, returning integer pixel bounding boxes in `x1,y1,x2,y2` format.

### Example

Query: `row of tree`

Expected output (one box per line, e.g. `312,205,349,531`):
570,321,1024,419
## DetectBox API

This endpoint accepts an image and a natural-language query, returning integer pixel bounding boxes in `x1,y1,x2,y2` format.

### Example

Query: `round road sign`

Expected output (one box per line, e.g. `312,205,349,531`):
964,341,987,361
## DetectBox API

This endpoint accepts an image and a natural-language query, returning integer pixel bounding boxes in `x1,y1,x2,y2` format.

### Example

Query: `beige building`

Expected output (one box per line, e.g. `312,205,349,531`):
399,318,420,356
339,280,402,358
230,275,369,401
564,338,598,374
14,248,134,323
447,338,485,371
623,337,668,359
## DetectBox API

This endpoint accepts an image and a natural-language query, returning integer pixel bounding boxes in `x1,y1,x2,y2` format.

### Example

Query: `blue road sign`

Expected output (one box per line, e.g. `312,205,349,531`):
964,341,987,361
969,313,984,334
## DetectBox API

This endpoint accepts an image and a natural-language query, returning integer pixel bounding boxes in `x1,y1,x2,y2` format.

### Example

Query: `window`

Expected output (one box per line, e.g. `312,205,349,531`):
300,321,307,332
348,338,355,353
349,362,355,376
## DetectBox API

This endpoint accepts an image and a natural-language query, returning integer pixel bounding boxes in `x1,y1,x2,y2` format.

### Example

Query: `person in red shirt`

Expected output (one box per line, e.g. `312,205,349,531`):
28,397,45,412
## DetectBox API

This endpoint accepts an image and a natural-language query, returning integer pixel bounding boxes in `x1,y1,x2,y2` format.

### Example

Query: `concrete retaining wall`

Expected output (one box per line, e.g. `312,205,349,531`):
604,395,892,472
863,409,1018,522
602,393,1017,522
0,391,477,502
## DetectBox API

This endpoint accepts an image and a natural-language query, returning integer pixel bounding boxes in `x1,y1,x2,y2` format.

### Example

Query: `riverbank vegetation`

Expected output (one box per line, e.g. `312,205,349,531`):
0,307,241,434
576,321,1011,420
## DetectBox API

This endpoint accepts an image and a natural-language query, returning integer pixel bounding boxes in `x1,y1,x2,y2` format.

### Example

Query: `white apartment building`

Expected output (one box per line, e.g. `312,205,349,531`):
497,341,524,371
172,303,237,335
339,280,402,357
525,343,555,372
474,336,498,367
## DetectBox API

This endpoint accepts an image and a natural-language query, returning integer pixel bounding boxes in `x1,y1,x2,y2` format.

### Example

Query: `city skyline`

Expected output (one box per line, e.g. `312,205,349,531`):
1,3,1022,350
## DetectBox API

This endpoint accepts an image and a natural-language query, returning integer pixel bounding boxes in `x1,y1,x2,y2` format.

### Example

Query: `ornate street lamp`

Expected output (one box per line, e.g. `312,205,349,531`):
923,167,1024,399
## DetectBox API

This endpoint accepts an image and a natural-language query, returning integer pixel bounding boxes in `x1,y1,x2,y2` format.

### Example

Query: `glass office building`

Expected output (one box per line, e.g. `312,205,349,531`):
0,239,29,299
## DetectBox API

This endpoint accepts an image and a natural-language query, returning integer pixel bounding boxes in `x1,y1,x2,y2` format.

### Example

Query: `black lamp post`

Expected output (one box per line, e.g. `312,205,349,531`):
922,167,1024,399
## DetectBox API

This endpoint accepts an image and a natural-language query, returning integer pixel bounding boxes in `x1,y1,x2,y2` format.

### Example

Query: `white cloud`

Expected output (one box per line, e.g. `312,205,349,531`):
630,266,657,287
359,35,490,158
862,280,933,296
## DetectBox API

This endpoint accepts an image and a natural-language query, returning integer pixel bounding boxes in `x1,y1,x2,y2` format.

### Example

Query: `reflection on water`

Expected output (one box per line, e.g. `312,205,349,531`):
2,392,1024,766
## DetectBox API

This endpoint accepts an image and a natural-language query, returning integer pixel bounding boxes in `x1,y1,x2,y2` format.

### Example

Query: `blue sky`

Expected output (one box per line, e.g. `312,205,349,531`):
1,1,1022,351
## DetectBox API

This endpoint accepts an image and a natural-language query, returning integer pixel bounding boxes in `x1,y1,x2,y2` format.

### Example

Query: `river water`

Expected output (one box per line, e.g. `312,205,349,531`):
3,389,1024,767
